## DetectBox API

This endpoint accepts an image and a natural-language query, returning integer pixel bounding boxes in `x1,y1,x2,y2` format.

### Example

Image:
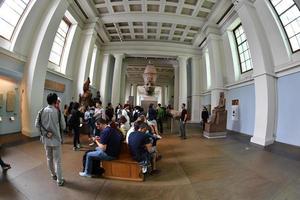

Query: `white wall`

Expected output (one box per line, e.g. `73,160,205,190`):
276,71,300,146
226,84,255,136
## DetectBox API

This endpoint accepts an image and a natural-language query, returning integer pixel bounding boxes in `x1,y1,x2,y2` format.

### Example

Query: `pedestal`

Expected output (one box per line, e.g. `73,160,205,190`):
141,96,157,113
203,131,227,139
171,118,179,134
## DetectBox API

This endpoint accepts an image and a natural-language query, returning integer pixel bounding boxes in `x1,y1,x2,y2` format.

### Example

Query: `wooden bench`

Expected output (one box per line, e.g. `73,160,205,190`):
102,143,144,181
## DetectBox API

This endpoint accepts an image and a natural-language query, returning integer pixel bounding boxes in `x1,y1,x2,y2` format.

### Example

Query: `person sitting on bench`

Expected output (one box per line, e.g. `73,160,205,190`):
79,118,122,178
128,122,160,174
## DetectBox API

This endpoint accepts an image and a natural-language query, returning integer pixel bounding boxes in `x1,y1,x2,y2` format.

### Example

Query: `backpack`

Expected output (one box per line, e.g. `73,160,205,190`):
186,112,191,121
82,150,105,175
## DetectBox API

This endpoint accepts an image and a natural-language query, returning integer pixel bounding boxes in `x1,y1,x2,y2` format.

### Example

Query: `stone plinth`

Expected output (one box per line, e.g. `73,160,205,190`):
204,110,227,138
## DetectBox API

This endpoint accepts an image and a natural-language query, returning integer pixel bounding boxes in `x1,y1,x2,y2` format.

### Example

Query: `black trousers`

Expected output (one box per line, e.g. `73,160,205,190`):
202,119,207,130
0,157,5,167
73,126,80,147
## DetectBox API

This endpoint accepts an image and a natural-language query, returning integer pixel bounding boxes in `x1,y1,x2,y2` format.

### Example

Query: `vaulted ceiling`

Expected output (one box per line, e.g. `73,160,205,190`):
90,0,219,45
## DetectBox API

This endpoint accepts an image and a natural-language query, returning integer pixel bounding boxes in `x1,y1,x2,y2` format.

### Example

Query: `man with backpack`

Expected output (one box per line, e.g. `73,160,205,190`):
35,93,66,186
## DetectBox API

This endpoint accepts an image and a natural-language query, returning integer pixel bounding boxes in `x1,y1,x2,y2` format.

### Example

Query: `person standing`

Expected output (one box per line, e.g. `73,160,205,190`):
70,102,84,150
0,156,11,171
179,103,188,139
201,106,209,131
156,103,164,134
35,93,66,186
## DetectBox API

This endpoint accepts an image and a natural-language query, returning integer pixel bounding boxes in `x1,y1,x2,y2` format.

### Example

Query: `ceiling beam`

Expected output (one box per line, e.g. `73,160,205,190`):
100,13,205,27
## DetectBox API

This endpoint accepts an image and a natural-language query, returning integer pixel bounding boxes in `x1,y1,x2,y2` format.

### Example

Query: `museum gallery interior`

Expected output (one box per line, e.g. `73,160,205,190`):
1,0,300,199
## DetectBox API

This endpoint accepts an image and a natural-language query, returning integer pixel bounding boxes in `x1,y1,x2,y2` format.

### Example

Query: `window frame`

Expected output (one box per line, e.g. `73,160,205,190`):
269,0,300,54
0,0,32,41
233,23,253,74
48,16,72,67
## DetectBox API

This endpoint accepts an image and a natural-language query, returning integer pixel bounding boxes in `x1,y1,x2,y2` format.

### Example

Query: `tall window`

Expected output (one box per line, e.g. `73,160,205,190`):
233,24,253,73
89,46,98,85
0,0,31,40
49,17,71,66
270,0,300,52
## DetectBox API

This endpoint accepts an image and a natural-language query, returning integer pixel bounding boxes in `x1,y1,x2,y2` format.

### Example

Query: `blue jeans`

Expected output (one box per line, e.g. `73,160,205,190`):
84,147,114,175
179,120,186,138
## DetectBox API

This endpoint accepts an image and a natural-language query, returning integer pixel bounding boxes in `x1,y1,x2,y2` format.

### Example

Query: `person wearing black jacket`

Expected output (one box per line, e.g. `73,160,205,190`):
70,102,84,150
201,107,209,131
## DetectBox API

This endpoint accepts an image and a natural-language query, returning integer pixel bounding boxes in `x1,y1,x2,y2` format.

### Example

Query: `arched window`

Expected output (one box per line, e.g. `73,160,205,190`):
270,0,300,52
0,0,32,40
233,24,253,73
48,17,71,66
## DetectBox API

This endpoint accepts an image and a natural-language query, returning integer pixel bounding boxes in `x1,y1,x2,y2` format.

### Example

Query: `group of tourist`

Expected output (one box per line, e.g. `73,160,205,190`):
34,92,167,186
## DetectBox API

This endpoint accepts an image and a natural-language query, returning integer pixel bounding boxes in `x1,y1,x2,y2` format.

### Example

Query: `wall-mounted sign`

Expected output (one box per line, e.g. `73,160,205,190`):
232,99,239,105
6,91,16,112
0,93,3,108
232,99,239,121
44,79,65,92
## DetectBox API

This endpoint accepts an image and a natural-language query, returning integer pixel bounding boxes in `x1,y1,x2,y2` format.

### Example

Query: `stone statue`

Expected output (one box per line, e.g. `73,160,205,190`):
210,92,226,124
204,92,227,137
143,63,157,96
79,77,93,107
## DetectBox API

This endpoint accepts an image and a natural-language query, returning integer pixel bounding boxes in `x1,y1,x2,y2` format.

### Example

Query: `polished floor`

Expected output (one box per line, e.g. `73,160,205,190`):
1,128,300,200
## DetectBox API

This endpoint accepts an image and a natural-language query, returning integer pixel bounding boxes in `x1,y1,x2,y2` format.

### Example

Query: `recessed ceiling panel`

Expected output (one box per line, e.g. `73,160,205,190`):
92,0,221,44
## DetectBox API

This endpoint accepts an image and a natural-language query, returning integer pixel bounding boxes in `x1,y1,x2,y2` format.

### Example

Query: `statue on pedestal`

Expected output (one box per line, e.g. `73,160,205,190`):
204,92,227,138
79,77,93,107
209,92,226,124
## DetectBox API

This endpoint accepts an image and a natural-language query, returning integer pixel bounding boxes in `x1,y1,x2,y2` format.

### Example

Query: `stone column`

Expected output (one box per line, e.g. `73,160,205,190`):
206,29,226,108
234,0,276,146
161,85,165,106
75,22,97,100
21,0,69,137
173,64,179,110
178,56,188,109
100,54,110,106
132,83,138,105
191,56,202,122
111,54,124,107
125,81,131,103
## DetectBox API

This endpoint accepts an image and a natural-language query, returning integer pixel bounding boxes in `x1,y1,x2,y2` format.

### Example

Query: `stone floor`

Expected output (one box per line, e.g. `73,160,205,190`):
1,128,300,200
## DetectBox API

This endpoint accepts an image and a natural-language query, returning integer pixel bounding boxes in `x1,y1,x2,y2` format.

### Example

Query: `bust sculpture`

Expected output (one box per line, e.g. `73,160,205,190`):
143,63,157,96
79,77,93,106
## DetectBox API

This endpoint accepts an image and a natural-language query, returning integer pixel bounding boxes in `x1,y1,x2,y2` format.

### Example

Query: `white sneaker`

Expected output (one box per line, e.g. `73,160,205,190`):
79,172,92,178
142,166,147,174
77,144,81,149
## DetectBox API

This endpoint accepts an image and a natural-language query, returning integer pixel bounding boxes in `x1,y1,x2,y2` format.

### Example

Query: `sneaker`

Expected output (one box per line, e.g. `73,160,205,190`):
52,175,57,180
57,179,65,186
79,172,92,178
73,147,77,151
89,142,95,146
141,166,147,174
77,144,81,149
2,164,11,171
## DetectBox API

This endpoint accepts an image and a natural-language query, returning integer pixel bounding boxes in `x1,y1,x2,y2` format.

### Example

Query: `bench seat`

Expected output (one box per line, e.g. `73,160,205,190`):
102,143,144,181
